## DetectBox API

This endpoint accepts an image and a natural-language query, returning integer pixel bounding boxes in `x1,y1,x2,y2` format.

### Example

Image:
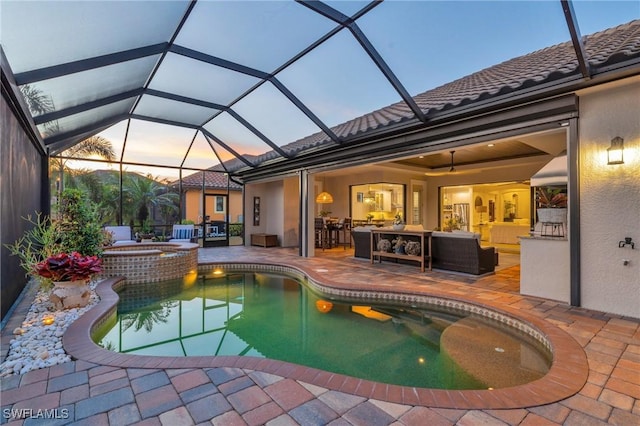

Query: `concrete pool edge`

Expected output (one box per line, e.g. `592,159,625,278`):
63,263,589,410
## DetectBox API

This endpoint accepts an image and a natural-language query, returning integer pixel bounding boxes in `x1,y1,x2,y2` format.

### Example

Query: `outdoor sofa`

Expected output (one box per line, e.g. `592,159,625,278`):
431,231,496,275
352,227,496,275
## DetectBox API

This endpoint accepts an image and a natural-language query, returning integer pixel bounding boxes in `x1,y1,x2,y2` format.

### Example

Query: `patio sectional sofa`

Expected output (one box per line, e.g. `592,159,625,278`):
351,227,496,275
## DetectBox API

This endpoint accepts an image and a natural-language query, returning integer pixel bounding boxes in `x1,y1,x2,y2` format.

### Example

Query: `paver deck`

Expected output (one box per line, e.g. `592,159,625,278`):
1,246,639,425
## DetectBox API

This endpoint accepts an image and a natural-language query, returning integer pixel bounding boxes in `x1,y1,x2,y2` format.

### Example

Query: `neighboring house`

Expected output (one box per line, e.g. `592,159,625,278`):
173,168,243,226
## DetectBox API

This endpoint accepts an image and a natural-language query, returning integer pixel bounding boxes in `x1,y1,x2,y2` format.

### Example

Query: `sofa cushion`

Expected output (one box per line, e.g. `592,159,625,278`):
352,226,375,232
432,231,480,240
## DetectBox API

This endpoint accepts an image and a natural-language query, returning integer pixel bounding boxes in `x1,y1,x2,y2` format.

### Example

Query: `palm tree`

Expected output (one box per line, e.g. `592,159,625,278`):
51,135,116,196
18,84,117,212
121,301,177,333
123,173,179,232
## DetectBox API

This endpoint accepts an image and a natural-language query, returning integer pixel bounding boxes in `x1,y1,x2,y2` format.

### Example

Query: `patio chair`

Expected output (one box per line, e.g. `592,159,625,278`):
104,226,136,245
170,224,196,242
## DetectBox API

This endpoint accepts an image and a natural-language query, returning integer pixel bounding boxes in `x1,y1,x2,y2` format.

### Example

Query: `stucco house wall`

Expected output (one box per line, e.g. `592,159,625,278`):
578,77,640,318
183,189,242,225
244,181,285,246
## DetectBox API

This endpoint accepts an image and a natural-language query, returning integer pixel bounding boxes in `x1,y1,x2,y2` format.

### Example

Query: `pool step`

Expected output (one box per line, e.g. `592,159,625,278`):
372,307,460,349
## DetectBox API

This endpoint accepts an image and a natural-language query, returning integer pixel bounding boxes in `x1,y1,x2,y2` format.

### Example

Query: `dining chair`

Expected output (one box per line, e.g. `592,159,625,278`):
336,217,352,249
314,217,327,250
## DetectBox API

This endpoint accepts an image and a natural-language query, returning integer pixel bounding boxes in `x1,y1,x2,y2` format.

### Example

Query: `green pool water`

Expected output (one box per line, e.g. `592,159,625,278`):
95,271,551,389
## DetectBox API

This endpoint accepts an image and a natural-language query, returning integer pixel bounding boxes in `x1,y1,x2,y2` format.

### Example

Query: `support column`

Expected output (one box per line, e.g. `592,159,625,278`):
299,169,309,257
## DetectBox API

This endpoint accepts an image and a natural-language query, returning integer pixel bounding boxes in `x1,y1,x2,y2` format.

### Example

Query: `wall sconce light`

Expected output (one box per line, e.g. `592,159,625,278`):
607,136,624,165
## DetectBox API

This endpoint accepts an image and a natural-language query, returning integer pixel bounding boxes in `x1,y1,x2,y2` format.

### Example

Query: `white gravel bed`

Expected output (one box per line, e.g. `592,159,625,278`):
0,280,101,377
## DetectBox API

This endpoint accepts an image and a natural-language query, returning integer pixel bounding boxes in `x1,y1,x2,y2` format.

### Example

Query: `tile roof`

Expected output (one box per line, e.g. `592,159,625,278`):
177,169,242,190
225,20,639,173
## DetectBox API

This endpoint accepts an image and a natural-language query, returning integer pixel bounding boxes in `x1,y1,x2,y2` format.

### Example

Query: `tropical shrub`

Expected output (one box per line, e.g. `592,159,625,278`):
58,188,105,256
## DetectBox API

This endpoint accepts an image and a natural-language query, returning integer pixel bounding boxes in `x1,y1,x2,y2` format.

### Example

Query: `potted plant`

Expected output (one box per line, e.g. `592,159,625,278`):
536,187,567,224
443,217,460,232
36,252,102,310
136,220,155,242
319,210,331,218
5,190,107,309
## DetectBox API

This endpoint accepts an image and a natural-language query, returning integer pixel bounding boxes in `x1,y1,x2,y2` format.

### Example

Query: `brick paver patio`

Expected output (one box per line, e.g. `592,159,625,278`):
1,246,638,425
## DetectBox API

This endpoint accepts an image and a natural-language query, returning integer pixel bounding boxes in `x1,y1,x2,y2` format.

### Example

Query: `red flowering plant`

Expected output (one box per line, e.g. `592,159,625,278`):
34,252,102,282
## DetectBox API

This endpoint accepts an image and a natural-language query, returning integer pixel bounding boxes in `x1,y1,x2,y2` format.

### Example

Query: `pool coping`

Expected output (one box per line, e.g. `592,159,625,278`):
63,261,589,410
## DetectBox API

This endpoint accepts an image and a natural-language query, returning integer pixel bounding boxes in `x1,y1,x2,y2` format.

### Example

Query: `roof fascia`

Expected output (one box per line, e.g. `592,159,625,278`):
13,43,168,85
561,0,591,79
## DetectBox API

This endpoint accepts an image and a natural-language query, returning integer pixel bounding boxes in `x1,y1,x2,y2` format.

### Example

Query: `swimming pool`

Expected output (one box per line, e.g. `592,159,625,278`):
95,270,551,390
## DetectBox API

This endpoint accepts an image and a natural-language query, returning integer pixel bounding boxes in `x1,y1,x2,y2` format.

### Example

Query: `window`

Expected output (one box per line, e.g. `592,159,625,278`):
215,196,225,213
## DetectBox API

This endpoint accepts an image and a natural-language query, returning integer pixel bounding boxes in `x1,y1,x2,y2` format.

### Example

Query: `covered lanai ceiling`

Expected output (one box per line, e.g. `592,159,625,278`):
1,1,638,177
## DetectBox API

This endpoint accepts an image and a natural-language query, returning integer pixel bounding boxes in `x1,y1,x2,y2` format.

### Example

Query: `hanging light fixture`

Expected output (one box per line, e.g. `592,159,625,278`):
316,191,334,203
449,150,456,172
316,175,333,203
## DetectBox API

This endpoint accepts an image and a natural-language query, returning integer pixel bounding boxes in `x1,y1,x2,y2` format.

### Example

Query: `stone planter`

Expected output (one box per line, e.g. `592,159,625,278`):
537,208,567,224
50,279,91,310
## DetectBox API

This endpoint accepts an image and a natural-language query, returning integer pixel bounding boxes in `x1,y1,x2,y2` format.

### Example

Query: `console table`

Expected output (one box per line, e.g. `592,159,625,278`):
370,229,432,272
251,233,278,247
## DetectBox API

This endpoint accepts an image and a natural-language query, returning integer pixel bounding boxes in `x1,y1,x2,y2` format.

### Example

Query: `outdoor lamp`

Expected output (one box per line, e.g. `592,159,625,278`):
607,136,624,165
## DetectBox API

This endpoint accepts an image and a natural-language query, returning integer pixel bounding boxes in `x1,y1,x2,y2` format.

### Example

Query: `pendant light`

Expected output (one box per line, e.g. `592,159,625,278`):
449,150,456,172
316,175,333,203
316,191,334,203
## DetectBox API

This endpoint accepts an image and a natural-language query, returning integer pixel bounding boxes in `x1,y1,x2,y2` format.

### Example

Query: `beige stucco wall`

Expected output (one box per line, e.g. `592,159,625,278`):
244,178,299,248
578,78,640,318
